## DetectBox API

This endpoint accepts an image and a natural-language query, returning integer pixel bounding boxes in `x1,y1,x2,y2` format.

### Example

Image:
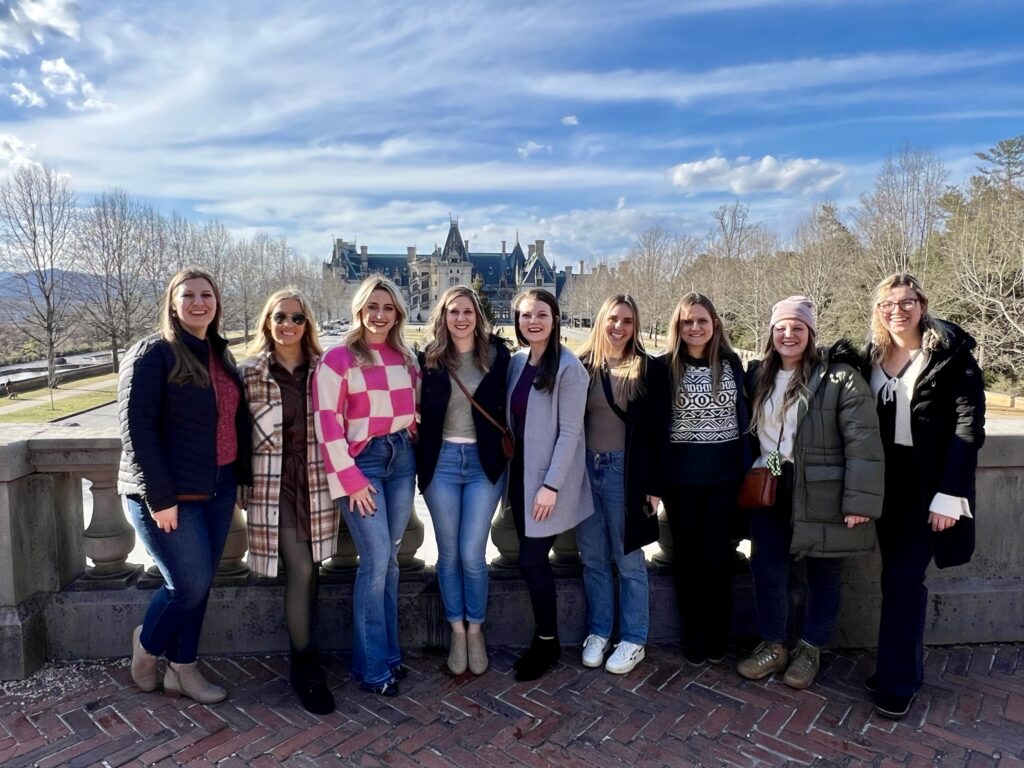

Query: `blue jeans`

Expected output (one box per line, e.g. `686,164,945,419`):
577,450,650,645
126,465,237,664
422,441,505,624
341,432,416,686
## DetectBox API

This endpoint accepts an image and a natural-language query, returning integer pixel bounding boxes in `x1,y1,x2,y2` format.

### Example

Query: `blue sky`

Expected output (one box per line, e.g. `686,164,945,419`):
1,0,1022,265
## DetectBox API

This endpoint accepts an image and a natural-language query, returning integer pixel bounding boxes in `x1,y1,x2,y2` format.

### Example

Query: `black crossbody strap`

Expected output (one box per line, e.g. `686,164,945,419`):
450,368,508,436
600,362,628,422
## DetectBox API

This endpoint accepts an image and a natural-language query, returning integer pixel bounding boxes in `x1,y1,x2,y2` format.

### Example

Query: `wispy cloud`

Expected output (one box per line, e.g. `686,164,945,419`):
561,115,578,126
517,141,552,159
669,155,845,195
9,82,45,107
0,0,79,58
0,132,36,167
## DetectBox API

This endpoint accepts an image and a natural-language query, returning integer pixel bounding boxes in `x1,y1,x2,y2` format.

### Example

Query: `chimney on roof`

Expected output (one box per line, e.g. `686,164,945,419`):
565,265,573,277
578,259,584,275
536,240,545,259
407,246,416,259
528,244,536,259
464,239,469,253
501,240,506,255
360,245,368,271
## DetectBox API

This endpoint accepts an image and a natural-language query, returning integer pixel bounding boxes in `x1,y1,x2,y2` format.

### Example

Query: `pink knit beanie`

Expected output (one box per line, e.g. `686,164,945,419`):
769,295,816,334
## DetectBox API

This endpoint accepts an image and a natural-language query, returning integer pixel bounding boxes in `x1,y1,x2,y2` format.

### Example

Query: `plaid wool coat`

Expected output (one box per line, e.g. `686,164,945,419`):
241,351,338,577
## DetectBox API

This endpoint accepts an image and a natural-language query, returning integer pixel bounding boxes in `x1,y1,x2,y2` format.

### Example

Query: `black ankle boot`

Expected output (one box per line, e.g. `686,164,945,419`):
514,633,561,681
290,647,335,715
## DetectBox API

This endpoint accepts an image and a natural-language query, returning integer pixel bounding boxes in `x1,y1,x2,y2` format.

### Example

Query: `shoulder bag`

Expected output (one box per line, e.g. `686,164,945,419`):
449,368,515,460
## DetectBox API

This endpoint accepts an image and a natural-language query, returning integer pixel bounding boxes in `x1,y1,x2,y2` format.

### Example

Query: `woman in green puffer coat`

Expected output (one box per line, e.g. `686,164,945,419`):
736,296,884,691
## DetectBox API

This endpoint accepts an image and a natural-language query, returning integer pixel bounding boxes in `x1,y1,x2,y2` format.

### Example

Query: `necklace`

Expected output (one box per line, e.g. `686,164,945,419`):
880,349,920,405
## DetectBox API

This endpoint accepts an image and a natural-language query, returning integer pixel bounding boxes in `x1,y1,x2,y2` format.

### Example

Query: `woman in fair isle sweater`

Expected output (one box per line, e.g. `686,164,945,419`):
314,275,419,697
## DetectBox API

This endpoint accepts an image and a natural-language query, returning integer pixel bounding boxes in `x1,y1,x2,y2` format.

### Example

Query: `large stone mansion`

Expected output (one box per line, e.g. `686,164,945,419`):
323,219,582,322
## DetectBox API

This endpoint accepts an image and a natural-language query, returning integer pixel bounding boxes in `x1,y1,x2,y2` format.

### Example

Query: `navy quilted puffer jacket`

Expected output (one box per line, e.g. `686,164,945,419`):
117,331,252,512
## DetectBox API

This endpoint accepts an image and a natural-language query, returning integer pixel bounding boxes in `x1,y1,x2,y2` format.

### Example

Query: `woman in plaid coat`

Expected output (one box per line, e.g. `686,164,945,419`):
241,288,338,715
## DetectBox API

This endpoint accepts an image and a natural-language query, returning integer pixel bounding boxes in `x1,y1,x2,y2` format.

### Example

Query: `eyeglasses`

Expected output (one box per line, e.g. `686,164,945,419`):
272,312,306,326
877,298,920,313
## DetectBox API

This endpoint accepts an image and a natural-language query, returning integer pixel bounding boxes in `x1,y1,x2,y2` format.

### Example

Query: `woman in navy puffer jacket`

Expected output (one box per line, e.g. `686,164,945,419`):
118,267,251,704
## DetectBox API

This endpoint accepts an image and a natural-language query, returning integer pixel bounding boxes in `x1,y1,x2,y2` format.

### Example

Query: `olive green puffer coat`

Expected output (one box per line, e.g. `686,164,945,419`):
748,341,885,558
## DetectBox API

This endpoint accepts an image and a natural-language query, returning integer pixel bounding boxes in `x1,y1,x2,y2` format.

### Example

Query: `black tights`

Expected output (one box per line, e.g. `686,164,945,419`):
279,526,319,652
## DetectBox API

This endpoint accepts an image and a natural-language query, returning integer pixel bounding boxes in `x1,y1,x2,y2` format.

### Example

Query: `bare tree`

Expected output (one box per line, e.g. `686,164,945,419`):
0,165,79,390
137,204,172,329
857,144,948,280
77,189,147,371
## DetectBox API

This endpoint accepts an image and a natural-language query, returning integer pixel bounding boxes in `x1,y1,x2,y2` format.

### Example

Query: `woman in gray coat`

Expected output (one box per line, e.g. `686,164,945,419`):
737,296,883,691
506,288,593,681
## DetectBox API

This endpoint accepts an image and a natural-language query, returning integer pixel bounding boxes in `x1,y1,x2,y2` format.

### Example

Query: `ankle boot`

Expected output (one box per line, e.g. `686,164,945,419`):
514,633,560,682
164,661,227,704
290,647,335,715
467,631,488,675
447,632,468,675
130,625,159,692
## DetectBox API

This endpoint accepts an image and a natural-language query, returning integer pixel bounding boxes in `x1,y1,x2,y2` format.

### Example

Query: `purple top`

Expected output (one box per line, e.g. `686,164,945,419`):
510,363,539,440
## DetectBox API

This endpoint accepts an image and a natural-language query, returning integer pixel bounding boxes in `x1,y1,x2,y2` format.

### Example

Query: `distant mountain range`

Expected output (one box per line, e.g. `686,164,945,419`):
0,270,115,302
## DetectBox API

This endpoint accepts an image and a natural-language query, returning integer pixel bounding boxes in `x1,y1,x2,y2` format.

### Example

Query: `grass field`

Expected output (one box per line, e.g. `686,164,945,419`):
0,389,117,424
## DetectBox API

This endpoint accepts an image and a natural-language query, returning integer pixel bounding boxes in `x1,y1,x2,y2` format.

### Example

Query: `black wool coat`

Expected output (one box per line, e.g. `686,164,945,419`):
416,335,511,491
117,331,252,513
864,319,986,568
583,350,666,554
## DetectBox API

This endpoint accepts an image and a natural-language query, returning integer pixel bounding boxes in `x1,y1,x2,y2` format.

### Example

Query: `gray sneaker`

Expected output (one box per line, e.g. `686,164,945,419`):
737,641,788,681
783,640,821,690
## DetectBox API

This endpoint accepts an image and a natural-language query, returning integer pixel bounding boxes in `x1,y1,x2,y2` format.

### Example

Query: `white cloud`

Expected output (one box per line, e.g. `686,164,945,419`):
0,0,78,58
10,82,45,107
517,140,551,159
669,155,845,195
40,57,80,94
561,115,578,126
0,132,37,167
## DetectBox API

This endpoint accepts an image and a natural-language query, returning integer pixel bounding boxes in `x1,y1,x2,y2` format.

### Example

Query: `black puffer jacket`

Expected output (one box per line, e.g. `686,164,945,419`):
863,319,985,568
416,335,511,491
117,331,252,512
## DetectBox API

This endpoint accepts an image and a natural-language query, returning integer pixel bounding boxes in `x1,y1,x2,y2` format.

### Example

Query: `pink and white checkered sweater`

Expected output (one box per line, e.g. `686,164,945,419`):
313,342,419,499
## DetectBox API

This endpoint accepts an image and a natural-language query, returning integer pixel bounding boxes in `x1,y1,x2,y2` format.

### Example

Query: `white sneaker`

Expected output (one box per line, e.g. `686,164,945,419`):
605,641,645,674
581,635,610,668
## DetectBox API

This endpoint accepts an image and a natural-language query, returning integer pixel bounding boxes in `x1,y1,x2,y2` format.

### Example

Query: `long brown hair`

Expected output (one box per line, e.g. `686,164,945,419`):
665,292,734,396
343,275,415,366
159,267,224,387
750,324,820,434
513,288,561,393
577,294,646,402
868,273,944,365
247,287,324,361
423,285,492,372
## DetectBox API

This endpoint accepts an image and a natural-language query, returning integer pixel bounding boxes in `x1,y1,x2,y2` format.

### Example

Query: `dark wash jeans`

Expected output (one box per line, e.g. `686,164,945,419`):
126,465,237,664
748,464,842,648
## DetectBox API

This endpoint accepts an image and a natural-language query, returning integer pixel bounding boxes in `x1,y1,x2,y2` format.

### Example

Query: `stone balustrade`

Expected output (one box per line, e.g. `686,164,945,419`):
2,421,1022,679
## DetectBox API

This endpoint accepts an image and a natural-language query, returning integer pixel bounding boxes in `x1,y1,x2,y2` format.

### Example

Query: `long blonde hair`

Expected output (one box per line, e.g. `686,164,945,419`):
344,275,415,366
665,292,734,396
247,287,324,360
577,294,646,402
159,267,224,387
869,273,944,365
750,326,819,434
423,285,492,372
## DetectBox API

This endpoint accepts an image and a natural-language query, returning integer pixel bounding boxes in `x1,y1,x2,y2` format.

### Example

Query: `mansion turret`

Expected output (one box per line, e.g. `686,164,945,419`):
323,219,581,322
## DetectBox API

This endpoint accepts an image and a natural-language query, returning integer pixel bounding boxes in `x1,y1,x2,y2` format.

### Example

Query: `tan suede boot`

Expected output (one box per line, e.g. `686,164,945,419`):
447,632,468,675
130,625,159,692
164,661,227,704
467,631,489,675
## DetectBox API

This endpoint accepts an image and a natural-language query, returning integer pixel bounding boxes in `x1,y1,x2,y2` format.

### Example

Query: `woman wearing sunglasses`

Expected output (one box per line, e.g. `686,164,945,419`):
240,289,338,714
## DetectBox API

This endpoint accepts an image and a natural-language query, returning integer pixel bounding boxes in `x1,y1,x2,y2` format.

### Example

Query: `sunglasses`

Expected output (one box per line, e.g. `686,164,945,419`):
272,312,307,326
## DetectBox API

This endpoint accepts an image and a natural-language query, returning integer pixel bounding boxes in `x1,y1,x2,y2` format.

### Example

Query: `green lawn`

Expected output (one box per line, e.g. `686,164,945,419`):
0,389,117,424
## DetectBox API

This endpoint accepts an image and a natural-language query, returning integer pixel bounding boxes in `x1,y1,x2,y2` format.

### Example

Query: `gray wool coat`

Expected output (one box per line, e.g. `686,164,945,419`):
506,346,594,537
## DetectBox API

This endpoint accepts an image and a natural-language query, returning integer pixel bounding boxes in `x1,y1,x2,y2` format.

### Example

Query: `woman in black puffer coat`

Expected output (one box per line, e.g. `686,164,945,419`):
863,274,985,720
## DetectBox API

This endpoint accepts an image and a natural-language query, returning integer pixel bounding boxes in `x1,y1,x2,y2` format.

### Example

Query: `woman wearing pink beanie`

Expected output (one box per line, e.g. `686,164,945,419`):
737,296,884,690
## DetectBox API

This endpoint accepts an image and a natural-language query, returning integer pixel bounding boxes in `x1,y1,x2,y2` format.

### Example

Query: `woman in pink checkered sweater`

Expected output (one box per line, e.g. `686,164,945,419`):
313,275,419,697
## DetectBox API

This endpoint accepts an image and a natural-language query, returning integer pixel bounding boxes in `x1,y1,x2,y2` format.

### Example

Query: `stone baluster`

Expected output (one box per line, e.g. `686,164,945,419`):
552,528,581,567
82,469,142,584
323,503,425,573
397,509,425,571
652,505,673,569
490,502,519,567
323,513,358,574
216,504,249,583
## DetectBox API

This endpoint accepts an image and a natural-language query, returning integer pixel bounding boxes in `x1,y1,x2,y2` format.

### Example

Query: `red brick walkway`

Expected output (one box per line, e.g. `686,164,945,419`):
2,644,1022,767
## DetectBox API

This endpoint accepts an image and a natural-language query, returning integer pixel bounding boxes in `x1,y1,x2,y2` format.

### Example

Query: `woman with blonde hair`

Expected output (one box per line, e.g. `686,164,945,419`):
314,275,419,697
575,294,664,674
653,292,751,667
119,267,251,704
863,274,984,719
417,286,511,675
737,296,883,691
240,287,337,713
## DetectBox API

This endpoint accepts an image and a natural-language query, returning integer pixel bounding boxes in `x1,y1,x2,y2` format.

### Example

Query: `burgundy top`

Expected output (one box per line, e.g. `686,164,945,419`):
209,349,240,466
270,359,311,540
510,363,539,440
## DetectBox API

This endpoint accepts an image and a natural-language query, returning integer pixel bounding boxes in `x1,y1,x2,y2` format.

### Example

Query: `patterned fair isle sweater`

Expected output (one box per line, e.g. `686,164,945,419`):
313,342,419,499
668,358,740,484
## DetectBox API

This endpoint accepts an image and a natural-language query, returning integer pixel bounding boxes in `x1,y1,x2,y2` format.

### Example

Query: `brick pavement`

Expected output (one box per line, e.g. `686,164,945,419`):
1,643,1022,767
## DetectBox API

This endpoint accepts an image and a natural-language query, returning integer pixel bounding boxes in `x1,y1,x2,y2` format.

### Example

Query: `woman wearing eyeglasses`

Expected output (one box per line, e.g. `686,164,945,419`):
240,288,338,714
863,274,985,719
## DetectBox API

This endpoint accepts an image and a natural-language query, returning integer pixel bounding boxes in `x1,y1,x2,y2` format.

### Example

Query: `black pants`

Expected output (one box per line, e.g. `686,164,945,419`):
510,447,559,638
664,481,737,659
875,445,933,697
